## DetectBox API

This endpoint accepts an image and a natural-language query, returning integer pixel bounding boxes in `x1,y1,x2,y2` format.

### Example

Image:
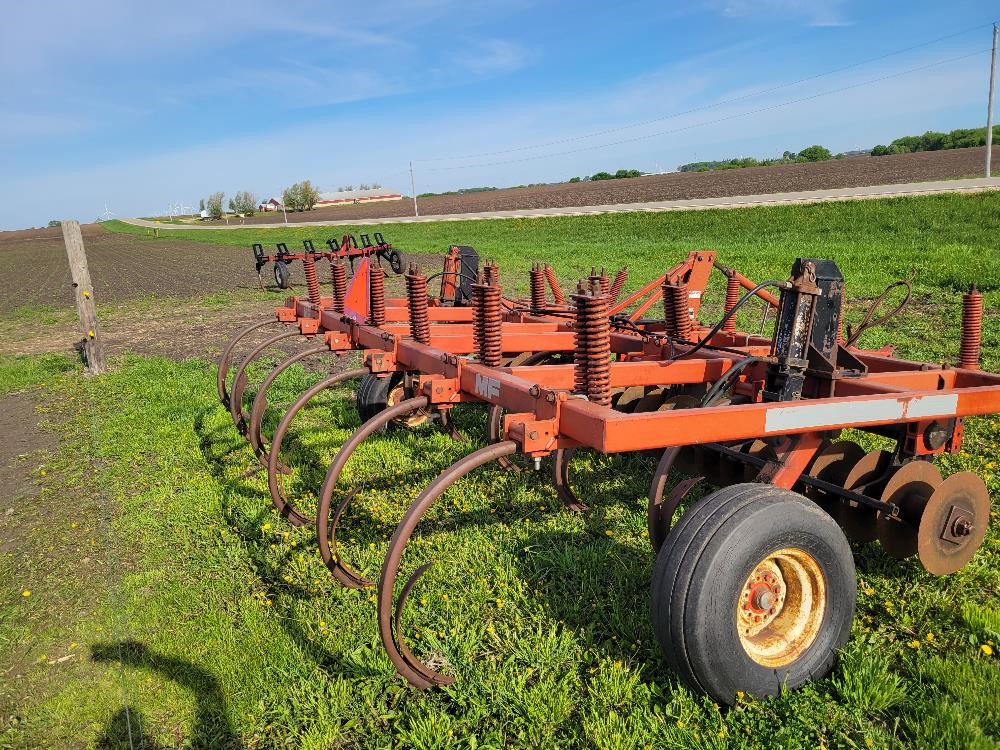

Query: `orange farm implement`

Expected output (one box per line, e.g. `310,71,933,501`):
218,243,993,704
252,232,403,289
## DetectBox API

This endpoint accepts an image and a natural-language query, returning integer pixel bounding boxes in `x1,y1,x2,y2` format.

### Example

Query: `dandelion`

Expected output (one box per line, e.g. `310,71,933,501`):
22,590,31,598
496,599,504,609
908,639,921,649
262,523,272,531
982,644,994,656
865,739,874,748
925,632,934,642
736,690,745,701
605,530,613,537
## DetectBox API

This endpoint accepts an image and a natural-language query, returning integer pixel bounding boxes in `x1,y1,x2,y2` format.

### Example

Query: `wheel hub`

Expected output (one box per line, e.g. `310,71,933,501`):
737,548,826,668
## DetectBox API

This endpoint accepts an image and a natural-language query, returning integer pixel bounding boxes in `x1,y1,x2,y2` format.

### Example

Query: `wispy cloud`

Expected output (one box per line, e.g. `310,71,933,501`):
706,0,852,27
0,112,93,139
455,39,535,76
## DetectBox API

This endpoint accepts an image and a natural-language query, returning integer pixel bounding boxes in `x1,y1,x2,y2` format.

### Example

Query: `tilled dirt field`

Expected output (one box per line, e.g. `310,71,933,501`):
0,225,430,359
0,224,429,315
200,147,991,225
0,225,271,314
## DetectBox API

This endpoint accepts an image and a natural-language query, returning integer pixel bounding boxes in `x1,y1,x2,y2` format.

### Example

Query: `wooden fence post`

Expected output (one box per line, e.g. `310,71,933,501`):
61,220,107,375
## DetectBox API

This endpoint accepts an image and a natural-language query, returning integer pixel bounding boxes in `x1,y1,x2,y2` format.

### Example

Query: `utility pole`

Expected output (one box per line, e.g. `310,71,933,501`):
410,161,419,217
61,220,107,375
987,22,998,177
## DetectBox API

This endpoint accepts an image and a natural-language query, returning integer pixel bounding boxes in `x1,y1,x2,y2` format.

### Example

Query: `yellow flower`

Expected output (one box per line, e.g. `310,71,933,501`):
982,644,994,656
605,530,613,537
908,639,921,649
261,523,272,531
736,690,745,701
865,738,874,748
496,599,504,609
22,590,31,598
925,632,934,642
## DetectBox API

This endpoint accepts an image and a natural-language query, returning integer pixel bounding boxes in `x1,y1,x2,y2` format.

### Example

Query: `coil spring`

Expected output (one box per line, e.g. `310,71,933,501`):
330,261,347,314
483,261,500,286
663,281,692,340
544,264,566,305
609,267,628,304
594,268,611,299
302,253,321,306
722,272,740,333
405,265,430,344
530,263,547,310
959,284,983,369
369,265,386,326
480,281,503,366
572,280,611,406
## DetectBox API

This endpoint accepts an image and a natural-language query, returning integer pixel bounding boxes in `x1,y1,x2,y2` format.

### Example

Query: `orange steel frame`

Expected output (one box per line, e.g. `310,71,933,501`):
268,253,1000,492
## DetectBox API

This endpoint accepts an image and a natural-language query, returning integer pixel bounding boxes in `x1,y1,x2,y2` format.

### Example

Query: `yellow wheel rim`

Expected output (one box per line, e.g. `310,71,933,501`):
387,385,429,428
737,548,826,668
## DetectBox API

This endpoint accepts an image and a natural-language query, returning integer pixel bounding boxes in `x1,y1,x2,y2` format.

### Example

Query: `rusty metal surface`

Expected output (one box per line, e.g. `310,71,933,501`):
248,345,331,465
217,318,287,408
264,368,368,527
377,440,518,689
315,396,430,589
229,330,302,436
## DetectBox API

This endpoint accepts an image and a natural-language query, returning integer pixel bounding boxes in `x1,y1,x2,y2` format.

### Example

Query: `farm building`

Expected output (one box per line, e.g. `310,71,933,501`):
315,188,402,207
259,197,283,212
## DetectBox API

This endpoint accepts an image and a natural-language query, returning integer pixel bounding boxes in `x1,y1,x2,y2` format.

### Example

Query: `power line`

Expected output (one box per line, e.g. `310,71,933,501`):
419,48,990,172
413,22,995,164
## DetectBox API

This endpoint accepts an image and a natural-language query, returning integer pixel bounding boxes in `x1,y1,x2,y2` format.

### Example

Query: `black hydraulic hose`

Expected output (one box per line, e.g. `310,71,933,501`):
671,280,789,361
700,356,764,407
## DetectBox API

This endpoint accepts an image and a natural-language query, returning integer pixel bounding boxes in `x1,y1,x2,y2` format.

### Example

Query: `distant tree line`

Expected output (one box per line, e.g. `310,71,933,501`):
568,169,643,183
870,126,1000,156
678,145,833,173
282,180,319,211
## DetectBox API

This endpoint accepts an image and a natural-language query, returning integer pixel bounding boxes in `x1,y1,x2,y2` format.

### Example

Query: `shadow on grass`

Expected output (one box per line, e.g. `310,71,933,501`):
91,639,240,749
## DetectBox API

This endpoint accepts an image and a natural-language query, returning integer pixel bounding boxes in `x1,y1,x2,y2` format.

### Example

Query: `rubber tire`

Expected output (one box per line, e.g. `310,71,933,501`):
355,372,404,424
651,483,856,704
387,250,404,275
273,261,291,289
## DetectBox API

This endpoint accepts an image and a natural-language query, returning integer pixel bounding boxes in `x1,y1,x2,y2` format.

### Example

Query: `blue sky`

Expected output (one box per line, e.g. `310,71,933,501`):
1,0,997,229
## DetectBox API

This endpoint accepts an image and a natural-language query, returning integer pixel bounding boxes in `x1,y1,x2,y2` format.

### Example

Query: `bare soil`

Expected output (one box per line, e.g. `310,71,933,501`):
201,147,991,225
0,394,55,551
0,225,433,360
0,225,265,314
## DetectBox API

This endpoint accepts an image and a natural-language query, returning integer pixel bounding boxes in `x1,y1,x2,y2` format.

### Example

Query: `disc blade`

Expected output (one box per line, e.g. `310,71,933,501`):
836,449,893,543
876,460,942,560
917,471,990,575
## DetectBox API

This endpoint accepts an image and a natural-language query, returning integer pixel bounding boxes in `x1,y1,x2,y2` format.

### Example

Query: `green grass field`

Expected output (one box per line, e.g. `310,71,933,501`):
2,194,999,749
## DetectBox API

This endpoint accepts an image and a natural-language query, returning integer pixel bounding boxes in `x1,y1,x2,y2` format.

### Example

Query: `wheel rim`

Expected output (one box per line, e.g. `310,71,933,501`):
737,547,826,668
387,384,429,427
